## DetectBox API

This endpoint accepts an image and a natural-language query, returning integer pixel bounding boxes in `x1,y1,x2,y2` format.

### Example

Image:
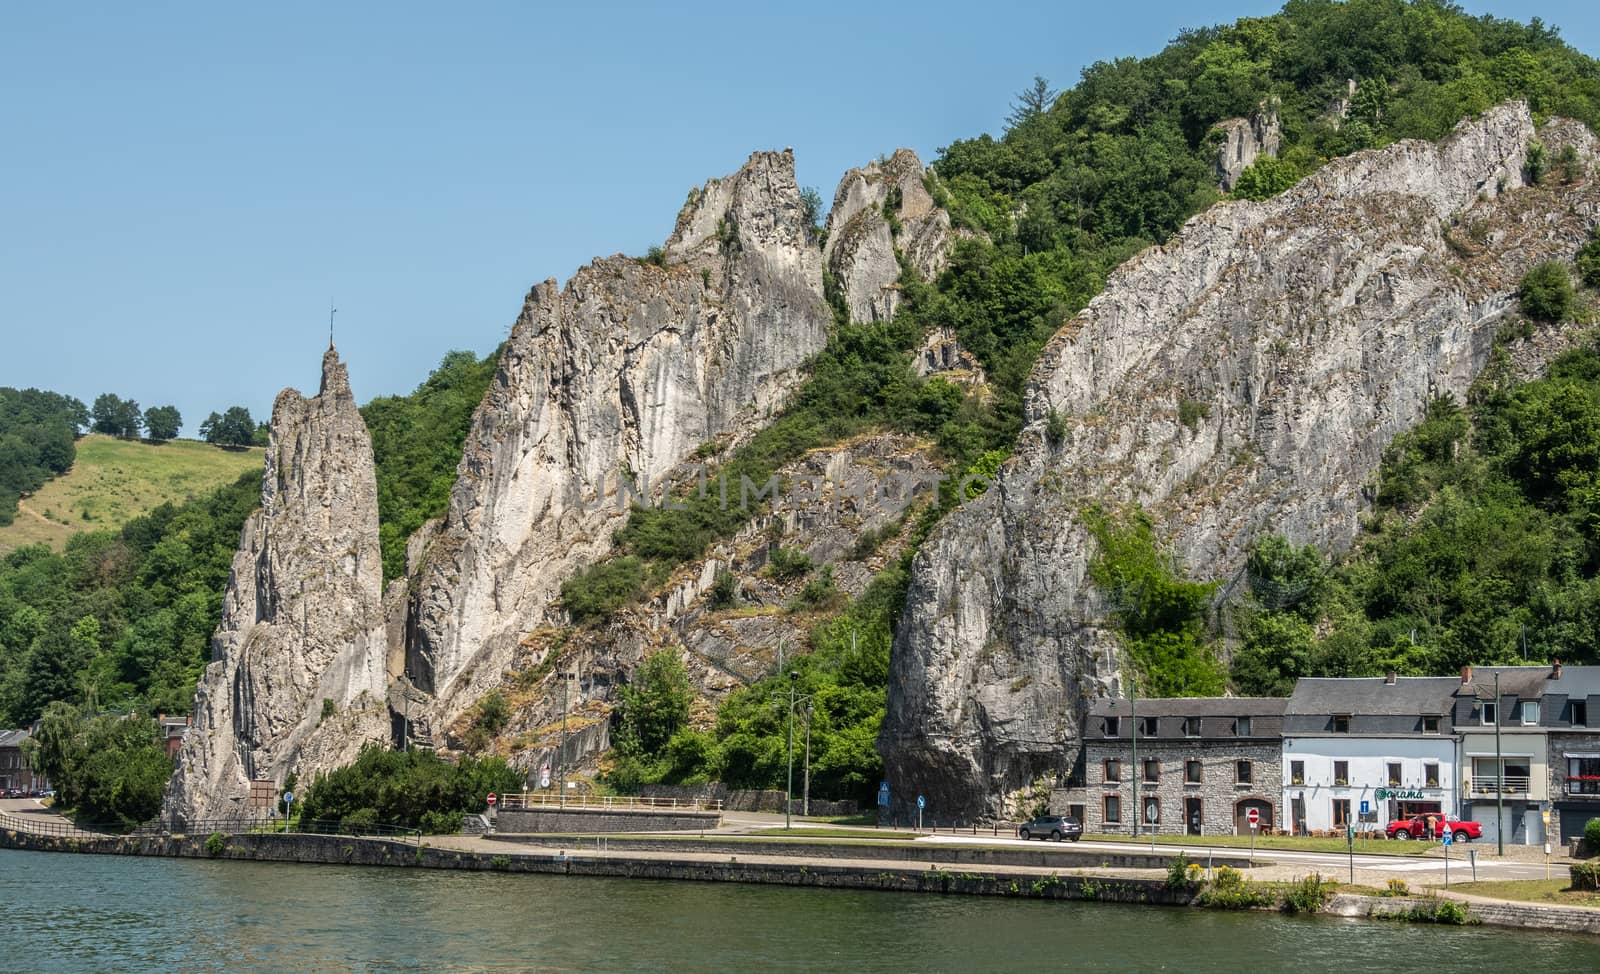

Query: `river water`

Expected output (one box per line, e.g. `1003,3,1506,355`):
3,848,1594,972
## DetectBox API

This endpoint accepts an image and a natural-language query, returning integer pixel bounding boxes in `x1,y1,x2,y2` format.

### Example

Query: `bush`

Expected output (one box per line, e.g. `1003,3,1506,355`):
420,810,463,835
789,565,842,612
1165,852,1194,889
1583,821,1600,859
1232,156,1299,201
561,556,650,621
1579,230,1600,290
205,832,226,857
766,546,813,581
709,568,738,609
1519,261,1575,323
297,745,522,830
1178,398,1211,431
473,691,510,736
1196,865,1275,909
1283,873,1331,914
340,807,379,831
1044,409,1067,446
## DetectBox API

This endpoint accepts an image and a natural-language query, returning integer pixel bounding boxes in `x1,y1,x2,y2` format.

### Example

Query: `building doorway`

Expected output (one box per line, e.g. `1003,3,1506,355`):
1185,797,1202,835
1235,798,1273,835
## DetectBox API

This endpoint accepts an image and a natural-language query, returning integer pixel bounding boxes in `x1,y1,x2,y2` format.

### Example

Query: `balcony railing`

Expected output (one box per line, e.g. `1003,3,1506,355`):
1565,777,1600,797
1464,776,1530,796
496,792,724,812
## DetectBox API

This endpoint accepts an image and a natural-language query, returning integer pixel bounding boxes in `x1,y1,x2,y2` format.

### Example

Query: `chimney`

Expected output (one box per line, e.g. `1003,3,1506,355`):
1461,664,1473,685
1385,671,1397,686
1552,658,1563,680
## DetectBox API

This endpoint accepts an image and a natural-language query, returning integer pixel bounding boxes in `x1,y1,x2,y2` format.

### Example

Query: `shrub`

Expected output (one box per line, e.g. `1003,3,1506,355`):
297,745,522,830
561,556,649,620
1570,860,1600,890
1526,140,1547,185
1165,852,1194,889
1384,878,1410,897
205,832,226,857
1519,261,1575,323
473,691,511,736
1232,156,1299,201
789,565,841,612
321,698,336,719
766,546,813,581
1178,398,1211,431
340,807,379,832
1283,873,1331,914
1196,865,1275,909
1584,818,1600,855
1431,899,1470,925
420,810,463,835
1044,409,1067,446
1578,230,1600,290
710,568,739,609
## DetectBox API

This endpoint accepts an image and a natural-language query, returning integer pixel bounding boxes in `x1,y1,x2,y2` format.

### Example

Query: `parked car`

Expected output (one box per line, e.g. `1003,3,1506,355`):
1385,814,1482,841
1018,814,1082,842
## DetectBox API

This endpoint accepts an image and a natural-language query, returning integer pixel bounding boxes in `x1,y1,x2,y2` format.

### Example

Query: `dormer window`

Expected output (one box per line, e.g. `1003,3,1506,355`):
1103,716,1119,737
1422,715,1440,734
1141,717,1158,737
1332,714,1350,733
1520,701,1540,725
1481,701,1498,726
1183,717,1202,737
1235,717,1252,736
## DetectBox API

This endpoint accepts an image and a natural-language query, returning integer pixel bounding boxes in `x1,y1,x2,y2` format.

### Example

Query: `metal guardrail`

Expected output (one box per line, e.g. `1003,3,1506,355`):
497,792,724,812
0,811,110,838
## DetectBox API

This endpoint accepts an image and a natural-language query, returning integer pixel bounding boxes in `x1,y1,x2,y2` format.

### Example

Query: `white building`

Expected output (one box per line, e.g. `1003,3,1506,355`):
1281,675,1459,835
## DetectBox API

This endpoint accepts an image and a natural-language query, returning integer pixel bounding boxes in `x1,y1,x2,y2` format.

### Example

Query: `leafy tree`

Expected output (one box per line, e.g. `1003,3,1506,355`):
614,651,693,757
1577,228,1600,290
23,702,172,829
142,405,182,442
90,394,142,439
296,745,522,832
1232,156,1299,200
201,406,257,447
1006,75,1058,131
1519,261,1576,323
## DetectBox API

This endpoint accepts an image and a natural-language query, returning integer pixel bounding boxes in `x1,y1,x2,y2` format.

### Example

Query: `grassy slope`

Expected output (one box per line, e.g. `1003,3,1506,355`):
0,434,261,553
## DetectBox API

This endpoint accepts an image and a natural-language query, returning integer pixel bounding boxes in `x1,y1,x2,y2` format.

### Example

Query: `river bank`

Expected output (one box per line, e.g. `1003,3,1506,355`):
4,824,1599,938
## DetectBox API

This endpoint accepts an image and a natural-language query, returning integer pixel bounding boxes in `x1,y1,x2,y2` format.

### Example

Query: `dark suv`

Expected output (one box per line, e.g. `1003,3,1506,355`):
1018,814,1083,841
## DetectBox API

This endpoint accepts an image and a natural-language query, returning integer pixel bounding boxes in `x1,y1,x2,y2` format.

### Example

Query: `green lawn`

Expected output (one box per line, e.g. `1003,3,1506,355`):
0,434,261,552
1448,879,1600,908
1084,832,1441,856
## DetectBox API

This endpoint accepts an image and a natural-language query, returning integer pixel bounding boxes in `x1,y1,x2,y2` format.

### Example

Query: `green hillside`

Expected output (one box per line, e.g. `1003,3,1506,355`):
0,435,262,555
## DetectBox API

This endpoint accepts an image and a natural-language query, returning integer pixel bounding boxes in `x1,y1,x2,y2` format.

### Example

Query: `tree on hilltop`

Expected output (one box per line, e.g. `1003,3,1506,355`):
143,405,182,442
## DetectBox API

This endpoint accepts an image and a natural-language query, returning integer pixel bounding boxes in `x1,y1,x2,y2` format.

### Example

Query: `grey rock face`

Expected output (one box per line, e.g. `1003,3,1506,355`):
882,103,1600,821
405,149,832,727
167,347,390,826
1214,100,1283,191
823,149,953,323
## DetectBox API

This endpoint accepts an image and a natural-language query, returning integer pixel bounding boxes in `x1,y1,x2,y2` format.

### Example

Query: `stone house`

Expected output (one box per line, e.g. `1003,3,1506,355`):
1283,675,1459,835
1536,663,1600,845
1061,697,1285,837
0,729,45,793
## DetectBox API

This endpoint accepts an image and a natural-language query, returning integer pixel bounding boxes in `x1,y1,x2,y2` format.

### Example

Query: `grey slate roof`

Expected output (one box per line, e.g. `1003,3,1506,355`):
0,729,30,748
1087,697,1285,719
1285,677,1458,717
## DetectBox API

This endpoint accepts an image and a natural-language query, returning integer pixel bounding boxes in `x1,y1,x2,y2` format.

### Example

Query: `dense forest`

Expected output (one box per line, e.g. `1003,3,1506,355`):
590,0,1600,801
0,388,86,527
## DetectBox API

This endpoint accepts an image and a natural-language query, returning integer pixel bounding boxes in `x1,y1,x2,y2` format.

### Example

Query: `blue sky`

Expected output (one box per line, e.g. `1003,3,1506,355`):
3,1,1596,434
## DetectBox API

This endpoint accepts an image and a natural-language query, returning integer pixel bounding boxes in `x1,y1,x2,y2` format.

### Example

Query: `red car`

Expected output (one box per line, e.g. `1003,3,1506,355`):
1385,814,1481,841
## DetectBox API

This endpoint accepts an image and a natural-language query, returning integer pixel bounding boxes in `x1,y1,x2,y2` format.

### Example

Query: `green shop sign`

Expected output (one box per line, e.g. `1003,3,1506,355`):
1375,788,1427,800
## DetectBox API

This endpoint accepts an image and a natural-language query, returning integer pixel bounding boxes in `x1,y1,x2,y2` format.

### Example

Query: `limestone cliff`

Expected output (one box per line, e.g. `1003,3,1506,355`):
166,347,390,826
1214,100,1283,190
881,102,1600,820
822,149,953,323
404,149,832,728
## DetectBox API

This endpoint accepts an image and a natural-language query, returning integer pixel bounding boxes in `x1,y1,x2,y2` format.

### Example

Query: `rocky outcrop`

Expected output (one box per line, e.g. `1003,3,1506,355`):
882,103,1600,821
460,432,942,776
166,347,390,826
1214,100,1283,190
404,150,832,728
823,149,953,323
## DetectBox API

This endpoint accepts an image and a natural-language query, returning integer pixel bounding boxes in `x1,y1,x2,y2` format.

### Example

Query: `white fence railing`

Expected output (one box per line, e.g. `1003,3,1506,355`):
496,793,723,812
1464,776,1531,795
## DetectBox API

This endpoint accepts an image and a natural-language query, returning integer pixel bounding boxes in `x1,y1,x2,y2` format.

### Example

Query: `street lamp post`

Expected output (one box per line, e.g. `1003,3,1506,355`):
803,700,812,817
786,673,796,830
1131,683,1140,839
1494,671,1504,856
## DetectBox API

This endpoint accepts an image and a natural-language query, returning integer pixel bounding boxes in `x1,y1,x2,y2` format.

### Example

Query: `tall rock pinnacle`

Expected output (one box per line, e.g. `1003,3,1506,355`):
166,345,389,825
403,148,833,728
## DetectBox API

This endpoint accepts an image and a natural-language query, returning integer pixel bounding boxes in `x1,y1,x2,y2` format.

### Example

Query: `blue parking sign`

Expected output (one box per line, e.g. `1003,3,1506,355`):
1359,800,1370,815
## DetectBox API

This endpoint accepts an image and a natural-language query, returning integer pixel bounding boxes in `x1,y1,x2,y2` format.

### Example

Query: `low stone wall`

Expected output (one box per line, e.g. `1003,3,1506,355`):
1329,892,1600,936
494,807,720,834
638,784,858,817
481,834,1259,870
0,826,1181,904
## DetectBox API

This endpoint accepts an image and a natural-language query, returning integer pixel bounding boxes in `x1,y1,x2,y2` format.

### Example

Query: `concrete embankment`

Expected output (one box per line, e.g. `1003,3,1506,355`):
482,833,1259,871
1327,892,1600,937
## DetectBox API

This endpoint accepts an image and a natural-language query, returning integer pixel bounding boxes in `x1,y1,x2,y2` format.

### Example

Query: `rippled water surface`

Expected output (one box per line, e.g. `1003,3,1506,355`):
3,848,1596,972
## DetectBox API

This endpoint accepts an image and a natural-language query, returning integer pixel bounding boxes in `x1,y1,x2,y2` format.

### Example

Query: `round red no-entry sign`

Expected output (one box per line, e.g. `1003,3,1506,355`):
487,793,497,806
1247,807,1259,826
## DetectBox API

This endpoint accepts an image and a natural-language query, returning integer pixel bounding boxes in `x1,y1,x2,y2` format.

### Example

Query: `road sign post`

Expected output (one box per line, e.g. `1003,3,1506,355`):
1347,823,1355,883
1442,827,1452,888
916,794,925,832
284,790,294,833
486,792,497,812
1247,807,1259,866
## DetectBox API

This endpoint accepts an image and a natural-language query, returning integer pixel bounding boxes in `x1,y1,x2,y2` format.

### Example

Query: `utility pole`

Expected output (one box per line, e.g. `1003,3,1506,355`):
1131,680,1140,839
785,672,796,829
559,671,572,809
1494,670,1504,856
803,700,812,817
